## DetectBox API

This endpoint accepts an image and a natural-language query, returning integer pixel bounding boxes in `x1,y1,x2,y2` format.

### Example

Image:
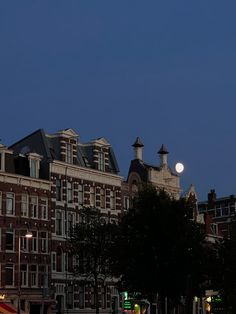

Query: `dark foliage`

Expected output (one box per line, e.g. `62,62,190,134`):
112,186,210,310
219,217,236,313
69,207,118,314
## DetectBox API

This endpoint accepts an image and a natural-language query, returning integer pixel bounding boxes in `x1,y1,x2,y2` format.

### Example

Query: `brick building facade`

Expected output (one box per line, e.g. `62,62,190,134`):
8,128,124,314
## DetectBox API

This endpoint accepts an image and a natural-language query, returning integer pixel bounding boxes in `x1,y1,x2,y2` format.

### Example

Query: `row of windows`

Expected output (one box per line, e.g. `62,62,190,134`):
207,205,236,218
55,211,75,236
5,263,48,287
5,230,48,253
56,181,118,209
64,143,107,172
0,192,48,219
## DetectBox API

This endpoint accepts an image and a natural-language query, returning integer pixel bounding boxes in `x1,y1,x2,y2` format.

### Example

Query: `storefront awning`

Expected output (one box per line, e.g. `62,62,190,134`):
0,302,18,314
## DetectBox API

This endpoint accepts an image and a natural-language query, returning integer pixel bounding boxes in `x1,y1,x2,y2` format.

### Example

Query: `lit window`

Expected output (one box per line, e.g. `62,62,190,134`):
6,193,15,215
98,152,105,171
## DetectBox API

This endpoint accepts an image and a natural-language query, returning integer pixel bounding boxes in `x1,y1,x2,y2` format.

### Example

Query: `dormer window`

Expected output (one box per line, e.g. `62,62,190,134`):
98,151,105,171
28,153,42,179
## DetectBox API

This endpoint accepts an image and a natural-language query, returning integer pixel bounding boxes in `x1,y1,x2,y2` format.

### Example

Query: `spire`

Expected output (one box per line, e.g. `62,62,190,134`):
158,144,169,155
158,144,168,166
132,137,144,160
132,137,144,148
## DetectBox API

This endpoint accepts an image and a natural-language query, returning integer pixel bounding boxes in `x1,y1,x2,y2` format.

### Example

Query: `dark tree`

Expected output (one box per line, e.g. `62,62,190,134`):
219,217,236,313
69,207,118,314
112,185,209,313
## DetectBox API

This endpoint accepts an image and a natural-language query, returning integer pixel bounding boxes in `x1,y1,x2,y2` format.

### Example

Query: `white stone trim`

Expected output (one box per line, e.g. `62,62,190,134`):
0,173,51,190
50,161,123,187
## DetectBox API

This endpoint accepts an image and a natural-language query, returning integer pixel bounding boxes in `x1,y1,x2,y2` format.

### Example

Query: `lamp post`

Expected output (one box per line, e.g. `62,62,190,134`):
18,230,33,314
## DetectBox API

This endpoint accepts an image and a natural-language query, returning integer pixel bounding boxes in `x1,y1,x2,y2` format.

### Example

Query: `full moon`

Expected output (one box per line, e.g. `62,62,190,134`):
175,162,184,174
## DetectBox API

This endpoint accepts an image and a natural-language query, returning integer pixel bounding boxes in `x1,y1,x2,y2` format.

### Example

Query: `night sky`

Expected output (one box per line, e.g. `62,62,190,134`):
1,1,236,201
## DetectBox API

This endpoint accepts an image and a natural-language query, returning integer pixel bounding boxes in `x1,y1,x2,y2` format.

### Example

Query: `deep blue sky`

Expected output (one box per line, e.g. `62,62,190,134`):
1,1,236,201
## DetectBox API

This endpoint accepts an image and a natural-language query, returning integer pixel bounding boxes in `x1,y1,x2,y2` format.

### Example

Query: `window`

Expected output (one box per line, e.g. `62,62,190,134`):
123,196,130,210
110,191,115,210
41,232,47,253
21,194,28,217
0,192,2,211
79,285,85,308
40,198,48,220
6,193,15,215
32,231,38,252
21,264,28,287
56,248,63,272
98,152,105,171
5,264,14,286
56,180,62,201
67,213,73,234
30,159,37,178
52,252,56,271
222,206,229,216
40,265,48,288
30,265,38,287
0,152,5,171
90,187,95,207
65,143,73,164
30,196,38,218
21,234,29,252
67,285,73,309
78,185,83,206
211,223,218,235
5,230,14,250
67,182,73,203
56,211,63,235
100,189,105,209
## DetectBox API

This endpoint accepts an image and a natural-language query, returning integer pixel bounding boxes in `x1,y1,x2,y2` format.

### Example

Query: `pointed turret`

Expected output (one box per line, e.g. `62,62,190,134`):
132,137,144,160
158,144,169,167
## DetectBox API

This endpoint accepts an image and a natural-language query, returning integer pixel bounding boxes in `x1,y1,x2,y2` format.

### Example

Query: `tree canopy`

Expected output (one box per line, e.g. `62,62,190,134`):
69,207,118,314
112,186,209,311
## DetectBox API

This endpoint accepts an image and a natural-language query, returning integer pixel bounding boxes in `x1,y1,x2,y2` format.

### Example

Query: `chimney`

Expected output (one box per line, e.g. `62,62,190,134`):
132,137,144,160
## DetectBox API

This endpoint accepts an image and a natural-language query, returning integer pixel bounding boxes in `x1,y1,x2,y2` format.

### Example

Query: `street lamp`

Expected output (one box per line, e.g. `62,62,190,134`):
18,230,33,314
